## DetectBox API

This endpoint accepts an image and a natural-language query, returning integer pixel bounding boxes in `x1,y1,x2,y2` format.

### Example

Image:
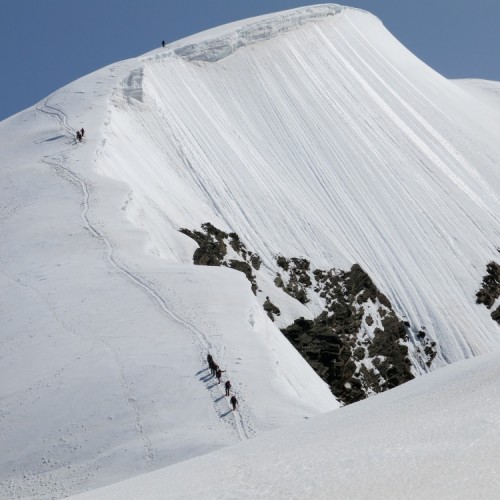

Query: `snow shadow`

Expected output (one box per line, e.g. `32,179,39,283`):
200,373,214,383
38,135,65,143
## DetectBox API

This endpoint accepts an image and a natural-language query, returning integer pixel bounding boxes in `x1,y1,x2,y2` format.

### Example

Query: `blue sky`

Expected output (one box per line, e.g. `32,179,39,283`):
1,0,499,121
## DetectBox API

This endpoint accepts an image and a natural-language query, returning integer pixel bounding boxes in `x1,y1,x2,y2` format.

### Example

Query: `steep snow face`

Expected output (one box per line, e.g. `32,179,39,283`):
97,7,500,365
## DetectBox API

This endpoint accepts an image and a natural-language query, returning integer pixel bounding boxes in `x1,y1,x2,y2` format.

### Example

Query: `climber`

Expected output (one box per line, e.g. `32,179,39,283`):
209,361,218,376
230,395,238,411
215,367,225,384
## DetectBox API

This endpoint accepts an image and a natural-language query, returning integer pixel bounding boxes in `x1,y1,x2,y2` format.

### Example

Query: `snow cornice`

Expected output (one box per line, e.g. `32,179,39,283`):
148,4,348,64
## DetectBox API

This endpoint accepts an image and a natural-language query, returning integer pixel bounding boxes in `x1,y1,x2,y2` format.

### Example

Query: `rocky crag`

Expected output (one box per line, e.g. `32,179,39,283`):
180,223,261,294
277,260,436,404
476,261,500,325
180,223,437,405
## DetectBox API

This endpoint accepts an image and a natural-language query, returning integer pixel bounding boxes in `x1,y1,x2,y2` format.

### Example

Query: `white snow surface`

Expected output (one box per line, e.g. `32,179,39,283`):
1,3,500,498
73,350,500,500
453,78,500,108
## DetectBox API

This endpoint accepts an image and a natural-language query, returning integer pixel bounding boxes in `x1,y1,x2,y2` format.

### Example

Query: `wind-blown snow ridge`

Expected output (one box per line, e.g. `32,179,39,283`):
156,4,346,63
39,100,256,447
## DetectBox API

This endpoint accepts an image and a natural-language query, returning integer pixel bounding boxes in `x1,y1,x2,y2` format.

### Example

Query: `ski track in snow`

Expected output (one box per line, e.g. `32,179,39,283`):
36,101,251,450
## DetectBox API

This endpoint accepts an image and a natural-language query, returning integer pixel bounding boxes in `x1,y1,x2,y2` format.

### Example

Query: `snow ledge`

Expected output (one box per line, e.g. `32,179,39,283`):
153,4,346,64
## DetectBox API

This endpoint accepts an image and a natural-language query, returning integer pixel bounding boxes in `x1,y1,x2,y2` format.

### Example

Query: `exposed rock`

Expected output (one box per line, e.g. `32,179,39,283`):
476,261,500,309
179,224,227,266
276,255,289,270
424,342,437,367
476,261,500,328
492,306,500,325
181,224,437,406
368,325,413,389
202,222,228,240
274,256,312,304
180,223,258,293
228,232,243,252
282,264,419,405
353,347,365,361
250,255,262,270
228,260,253,282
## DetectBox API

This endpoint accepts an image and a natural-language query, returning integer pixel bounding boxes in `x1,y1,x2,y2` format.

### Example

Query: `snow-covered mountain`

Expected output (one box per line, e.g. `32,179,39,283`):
1,3,499,498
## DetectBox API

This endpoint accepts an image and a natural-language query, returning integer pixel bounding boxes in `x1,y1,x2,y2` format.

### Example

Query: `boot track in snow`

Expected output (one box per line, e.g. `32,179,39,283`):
37,100,252,448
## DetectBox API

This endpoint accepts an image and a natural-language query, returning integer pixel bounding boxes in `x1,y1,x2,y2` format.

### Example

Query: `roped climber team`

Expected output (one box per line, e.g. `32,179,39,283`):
207,353,238,411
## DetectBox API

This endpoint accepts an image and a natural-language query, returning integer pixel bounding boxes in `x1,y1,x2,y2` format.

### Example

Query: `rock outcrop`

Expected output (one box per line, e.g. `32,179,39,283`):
476,261,500,325
281,264,422,404
180,223,260,294
274,256,311,304
180,223,438,405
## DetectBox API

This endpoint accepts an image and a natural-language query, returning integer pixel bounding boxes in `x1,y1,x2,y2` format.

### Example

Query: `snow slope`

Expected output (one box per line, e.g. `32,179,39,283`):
73,350,500,500
1,3,500,498
454,78,500,109
0,94,335,498
97,5,500,362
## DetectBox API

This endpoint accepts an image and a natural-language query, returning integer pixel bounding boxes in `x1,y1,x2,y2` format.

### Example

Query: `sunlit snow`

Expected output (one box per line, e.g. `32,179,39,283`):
1,3,499,499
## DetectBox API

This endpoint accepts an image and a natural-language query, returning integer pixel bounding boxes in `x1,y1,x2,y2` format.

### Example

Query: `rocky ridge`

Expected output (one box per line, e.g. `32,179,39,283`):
180,223,437,405
180,223,261,295
476,261,500,325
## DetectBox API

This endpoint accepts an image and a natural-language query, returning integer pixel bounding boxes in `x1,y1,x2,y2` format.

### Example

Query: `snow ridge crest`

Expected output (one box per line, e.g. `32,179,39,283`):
169,4,344,63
